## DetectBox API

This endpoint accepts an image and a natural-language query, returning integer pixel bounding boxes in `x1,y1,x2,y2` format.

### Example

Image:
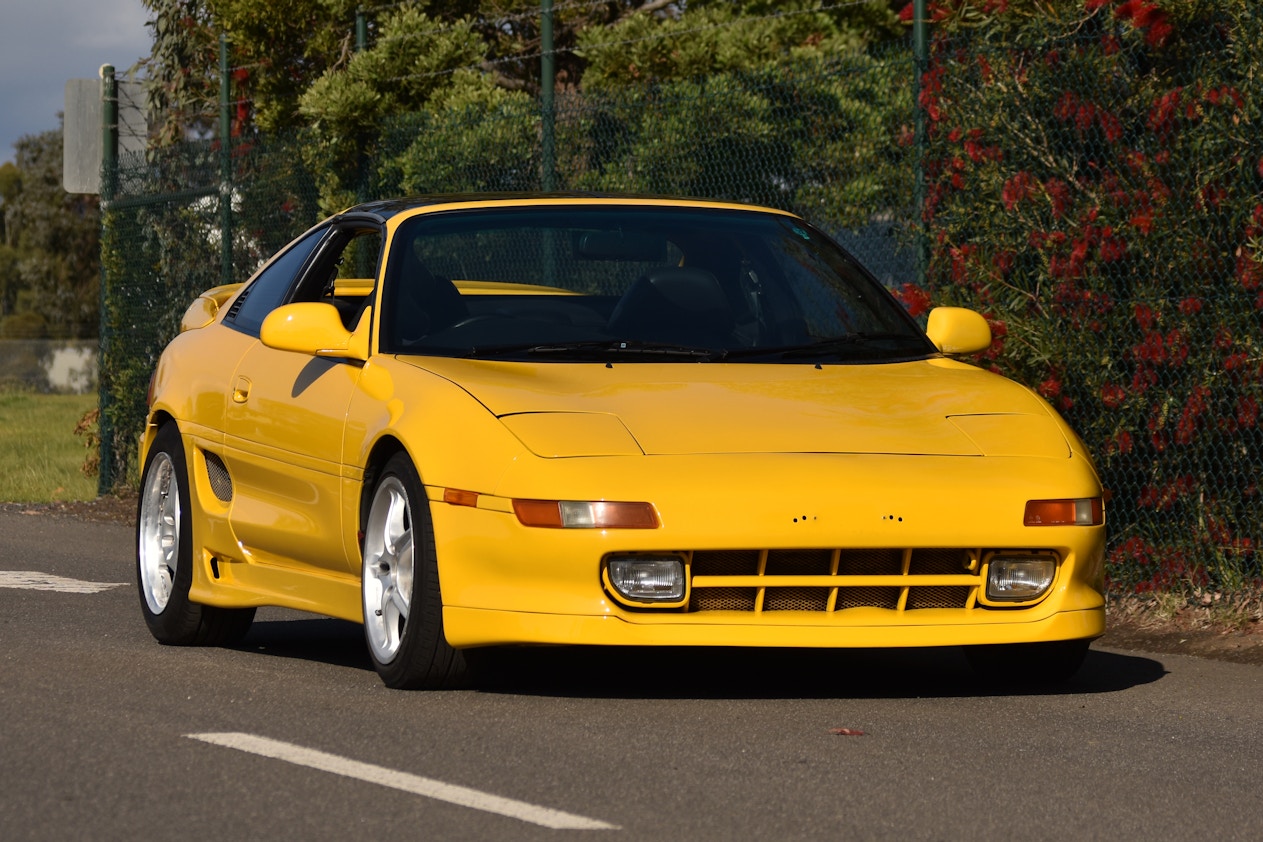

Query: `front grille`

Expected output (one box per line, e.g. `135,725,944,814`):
686,548,980,614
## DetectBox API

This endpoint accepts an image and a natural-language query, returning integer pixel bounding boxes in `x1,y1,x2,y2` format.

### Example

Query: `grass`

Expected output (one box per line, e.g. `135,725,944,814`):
0,388,99,503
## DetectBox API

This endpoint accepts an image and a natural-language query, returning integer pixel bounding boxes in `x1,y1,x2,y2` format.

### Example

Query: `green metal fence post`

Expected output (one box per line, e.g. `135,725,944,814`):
219,34,234,286
97,65,118,495
356,7,370,204
541,0,556,191
913,0,928,290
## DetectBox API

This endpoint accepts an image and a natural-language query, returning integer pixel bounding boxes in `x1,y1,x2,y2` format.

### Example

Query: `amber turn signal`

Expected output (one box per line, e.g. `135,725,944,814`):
1023,497,1103,526
512,499,659,529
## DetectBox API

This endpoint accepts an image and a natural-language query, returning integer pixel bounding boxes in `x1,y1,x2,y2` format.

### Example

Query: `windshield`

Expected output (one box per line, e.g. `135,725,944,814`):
380,205,932,363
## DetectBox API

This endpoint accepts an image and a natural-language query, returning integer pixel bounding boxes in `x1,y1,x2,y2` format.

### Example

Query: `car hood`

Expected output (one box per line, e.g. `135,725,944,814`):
400,357,1070,459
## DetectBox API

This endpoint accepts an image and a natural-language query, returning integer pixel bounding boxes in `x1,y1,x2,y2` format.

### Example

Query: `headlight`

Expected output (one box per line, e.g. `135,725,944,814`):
986,554,1057,602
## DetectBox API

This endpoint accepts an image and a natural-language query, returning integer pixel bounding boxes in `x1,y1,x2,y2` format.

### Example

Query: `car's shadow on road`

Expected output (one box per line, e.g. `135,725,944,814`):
236,618,374,672
235,617,1166,699
467,644,1165,700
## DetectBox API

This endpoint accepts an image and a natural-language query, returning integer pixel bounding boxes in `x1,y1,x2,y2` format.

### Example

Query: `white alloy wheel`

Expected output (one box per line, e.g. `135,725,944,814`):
362,476,416,664
138,450,180,615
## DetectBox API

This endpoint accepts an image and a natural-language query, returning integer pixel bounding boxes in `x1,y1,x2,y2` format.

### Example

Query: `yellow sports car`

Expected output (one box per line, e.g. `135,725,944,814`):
137,195,1105,688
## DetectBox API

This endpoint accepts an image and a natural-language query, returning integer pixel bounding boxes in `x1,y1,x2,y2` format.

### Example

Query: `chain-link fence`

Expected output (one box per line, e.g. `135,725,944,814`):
100,16,1262,595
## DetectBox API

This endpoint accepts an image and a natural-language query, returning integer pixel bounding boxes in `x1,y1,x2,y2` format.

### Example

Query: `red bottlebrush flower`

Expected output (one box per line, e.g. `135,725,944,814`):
898,3,914,23
1131,367,1158,394
1134,303,1159,330
977,55,993,82
1130,211,1154,234
1178,297,1203,316
1223,352,1250,373
1165,329,1189,366
1175,387,1210,445
1108,430,1134,455
1147,88,1183,137
1038,375,1062,398
895,283,932,317
1086,0,1113,10
1199,185,1227,208
1257,158,1263,180
1146,18,1174,47
1236,252,1263,290
1101,383,1127,409
1045,178,1072,218
1134,331,1166,363
1099,235,1127,262
993,250,1015,275
1002,172,1037,210
1054,91,1077,122
1099,111,1123,143
1239,396,1260,428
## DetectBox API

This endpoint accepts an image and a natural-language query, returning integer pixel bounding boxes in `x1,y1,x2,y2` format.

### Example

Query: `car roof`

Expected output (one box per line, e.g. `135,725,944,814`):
337,193,798,223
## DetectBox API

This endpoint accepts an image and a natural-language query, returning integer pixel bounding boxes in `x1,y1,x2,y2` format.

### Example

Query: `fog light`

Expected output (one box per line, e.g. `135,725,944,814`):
606,555,685,602
987,555,1056,601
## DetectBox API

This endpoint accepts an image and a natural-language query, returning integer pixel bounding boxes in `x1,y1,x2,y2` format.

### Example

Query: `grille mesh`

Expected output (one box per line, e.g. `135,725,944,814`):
687,548,981,615
204,451,233,502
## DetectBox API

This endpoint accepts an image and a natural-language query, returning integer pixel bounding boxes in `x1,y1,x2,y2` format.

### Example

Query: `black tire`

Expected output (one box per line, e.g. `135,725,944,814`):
136,423,255,646
361,452,467,689
965,639,1090,685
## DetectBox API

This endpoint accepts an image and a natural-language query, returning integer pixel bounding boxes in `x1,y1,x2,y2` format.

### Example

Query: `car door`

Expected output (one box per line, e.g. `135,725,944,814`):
221,220,383,576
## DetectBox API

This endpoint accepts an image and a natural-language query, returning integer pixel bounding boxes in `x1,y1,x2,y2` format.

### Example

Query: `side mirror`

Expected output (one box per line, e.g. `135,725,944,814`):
926,306,992,355
260,302,369,360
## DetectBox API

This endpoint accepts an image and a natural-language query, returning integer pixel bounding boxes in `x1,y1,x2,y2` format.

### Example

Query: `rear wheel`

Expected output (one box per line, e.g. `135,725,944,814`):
361,452,467,689
965,639,1090,685
136,423,254,646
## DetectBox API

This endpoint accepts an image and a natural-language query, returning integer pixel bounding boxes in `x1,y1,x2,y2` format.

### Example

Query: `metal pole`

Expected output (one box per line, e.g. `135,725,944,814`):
540,0,556,191
355,8,370,205
913,0,929,290
219,34,234,286
97,65,117,495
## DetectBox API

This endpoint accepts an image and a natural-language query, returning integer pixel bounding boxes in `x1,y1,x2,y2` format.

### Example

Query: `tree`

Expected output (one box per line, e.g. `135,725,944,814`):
577,0,903,87
0,130,99,339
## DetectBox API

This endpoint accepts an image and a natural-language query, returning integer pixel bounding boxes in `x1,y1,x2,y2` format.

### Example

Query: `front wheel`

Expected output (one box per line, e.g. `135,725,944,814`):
361,452,467,689
136,423,254,646
964,639,1090,685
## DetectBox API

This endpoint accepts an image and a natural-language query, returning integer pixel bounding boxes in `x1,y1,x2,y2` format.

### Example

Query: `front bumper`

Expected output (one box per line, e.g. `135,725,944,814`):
427,452,1107,650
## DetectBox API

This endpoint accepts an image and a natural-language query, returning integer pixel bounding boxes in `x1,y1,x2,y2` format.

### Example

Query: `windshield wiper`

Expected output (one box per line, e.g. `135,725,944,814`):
720,333,930,361
463,339,719,360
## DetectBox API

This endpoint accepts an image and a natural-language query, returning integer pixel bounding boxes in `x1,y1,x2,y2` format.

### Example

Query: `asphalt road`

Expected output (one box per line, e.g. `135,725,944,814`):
2,508,1260,841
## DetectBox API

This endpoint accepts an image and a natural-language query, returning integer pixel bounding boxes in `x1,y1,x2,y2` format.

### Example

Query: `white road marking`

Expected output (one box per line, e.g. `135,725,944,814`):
186,732,620,831
0,571,127,593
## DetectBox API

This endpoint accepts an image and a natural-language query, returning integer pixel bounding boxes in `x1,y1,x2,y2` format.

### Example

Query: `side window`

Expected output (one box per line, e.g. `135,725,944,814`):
224,228,326,336
289,226,384,329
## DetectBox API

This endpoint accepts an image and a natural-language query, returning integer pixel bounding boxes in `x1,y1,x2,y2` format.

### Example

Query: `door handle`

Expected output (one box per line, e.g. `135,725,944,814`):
232,376,251,404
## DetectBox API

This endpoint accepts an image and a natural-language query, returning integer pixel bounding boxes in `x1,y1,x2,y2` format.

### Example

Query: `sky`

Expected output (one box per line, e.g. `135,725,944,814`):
0,0,152,166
